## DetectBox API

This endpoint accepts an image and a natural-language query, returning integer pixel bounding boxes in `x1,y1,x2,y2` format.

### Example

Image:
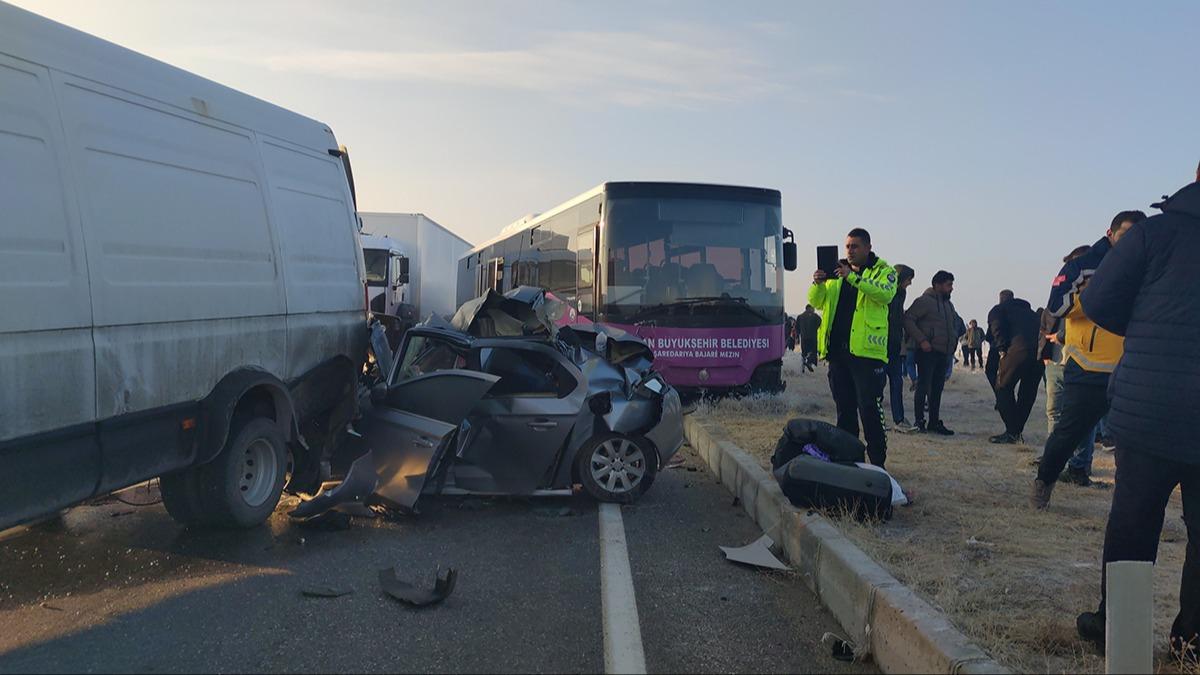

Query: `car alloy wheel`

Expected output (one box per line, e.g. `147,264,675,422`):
590,437,647,494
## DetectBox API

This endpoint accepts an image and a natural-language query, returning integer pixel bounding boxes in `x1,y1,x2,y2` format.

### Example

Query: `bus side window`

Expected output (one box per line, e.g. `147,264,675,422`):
576,225,594,315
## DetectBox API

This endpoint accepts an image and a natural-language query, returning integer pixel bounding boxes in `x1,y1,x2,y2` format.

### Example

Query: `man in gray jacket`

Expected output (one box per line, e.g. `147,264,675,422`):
903,270,960,435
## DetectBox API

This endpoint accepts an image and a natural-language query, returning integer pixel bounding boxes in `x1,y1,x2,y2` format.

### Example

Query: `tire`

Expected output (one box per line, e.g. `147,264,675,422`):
576,434,658,504
191,417,289,528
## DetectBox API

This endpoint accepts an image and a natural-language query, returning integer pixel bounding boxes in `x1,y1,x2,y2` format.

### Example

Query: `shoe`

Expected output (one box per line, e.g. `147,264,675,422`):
928,421,955,436
990,432,1020,444
893,418,912,432
1060,466,1092,487
1077,611,1105,647
913,420,927,433
1030,478,1054,509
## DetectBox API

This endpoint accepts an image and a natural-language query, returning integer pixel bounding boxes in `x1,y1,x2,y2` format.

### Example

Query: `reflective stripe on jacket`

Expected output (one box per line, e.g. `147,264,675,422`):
808,255,897,362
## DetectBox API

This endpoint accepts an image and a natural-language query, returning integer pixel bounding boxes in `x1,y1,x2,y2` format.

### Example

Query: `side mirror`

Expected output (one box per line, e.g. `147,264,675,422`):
370,383,387,404
783,242,798,271
396,256,411,285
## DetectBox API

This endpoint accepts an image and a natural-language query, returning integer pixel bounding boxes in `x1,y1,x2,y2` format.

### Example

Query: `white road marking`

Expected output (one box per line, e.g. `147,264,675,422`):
598,503,648,675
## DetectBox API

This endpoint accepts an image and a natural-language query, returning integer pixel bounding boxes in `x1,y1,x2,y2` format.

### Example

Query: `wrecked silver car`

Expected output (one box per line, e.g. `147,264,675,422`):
294,287,684,518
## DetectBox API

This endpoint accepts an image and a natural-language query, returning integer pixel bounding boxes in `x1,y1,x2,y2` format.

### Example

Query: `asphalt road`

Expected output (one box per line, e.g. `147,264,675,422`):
0,444,874,674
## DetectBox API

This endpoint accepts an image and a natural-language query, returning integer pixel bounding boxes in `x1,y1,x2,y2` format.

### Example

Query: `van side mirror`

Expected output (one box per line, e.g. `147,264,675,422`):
370,383,387,404
783,242,798,271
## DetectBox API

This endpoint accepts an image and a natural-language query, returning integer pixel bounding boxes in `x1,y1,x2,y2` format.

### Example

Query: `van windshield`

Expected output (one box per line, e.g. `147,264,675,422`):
364,249,388,286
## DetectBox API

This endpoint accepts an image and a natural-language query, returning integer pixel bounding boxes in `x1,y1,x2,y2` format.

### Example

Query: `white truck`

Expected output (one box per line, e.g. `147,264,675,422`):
359,213,472,321
0,2,367,530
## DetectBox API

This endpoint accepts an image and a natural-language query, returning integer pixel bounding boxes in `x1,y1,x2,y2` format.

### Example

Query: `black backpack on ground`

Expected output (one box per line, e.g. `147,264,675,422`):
773,456,894,521
770,418,866,469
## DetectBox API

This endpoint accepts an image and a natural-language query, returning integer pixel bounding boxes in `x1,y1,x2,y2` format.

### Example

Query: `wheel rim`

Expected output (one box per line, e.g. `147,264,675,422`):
239,438,279,507
589,438,646,495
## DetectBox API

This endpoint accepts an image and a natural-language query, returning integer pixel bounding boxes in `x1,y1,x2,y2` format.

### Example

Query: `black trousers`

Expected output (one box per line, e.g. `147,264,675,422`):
1037,380,1107,483
827,353,888,467
994,352,1044,436
984,348,1000,390
914,350,950,426
1097,447,1200,643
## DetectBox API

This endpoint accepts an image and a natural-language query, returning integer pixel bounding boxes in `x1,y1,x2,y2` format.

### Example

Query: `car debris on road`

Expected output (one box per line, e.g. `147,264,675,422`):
379,567,458,608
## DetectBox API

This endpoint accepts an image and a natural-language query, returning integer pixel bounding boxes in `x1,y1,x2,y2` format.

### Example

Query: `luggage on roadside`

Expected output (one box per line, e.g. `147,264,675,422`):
773,455,894,521
771,418,866,469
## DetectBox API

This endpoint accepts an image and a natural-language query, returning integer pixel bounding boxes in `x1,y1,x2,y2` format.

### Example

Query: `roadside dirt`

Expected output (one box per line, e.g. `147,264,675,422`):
701,352,1193,674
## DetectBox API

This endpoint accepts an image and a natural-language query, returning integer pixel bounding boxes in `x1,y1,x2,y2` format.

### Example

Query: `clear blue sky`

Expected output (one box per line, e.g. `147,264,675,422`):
12,0,1199,320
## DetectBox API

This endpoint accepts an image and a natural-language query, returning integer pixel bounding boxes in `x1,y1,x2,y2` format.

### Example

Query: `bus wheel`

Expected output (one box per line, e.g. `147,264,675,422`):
576,434,657,504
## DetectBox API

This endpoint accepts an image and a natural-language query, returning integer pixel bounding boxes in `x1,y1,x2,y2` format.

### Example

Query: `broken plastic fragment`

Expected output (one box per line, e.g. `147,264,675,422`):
289,452,379,521
301,585,354,598
378,567,457,607
719,534,790,571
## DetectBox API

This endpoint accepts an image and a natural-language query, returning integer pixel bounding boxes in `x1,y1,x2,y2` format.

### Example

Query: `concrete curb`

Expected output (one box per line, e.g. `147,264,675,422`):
684,415,1009,674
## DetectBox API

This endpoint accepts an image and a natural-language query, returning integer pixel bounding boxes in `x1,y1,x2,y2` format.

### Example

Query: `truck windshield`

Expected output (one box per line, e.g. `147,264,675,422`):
604,196,784,323
364,249,388,287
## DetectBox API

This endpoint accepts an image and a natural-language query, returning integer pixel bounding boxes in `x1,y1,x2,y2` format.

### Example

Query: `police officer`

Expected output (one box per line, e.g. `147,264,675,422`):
809,228,897,468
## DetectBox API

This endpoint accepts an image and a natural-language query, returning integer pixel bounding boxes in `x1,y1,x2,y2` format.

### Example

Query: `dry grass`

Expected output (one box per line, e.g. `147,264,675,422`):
699,352,1192,674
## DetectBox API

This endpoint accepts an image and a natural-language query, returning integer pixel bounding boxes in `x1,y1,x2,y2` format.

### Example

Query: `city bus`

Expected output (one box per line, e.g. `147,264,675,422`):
456,182,797,394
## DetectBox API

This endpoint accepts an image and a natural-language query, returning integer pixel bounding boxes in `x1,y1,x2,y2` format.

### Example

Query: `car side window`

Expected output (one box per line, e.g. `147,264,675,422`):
395,335,467,382
477,346,574,398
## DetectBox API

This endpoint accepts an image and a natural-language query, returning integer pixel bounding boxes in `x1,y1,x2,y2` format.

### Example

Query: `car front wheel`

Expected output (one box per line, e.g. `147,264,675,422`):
576,434,657,504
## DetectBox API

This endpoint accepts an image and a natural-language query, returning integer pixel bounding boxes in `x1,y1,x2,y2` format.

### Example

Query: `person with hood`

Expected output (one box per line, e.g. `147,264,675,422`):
987,290,1043,444
1030,209,1147,508
809,228,897,467
796,304,822,372
903,270,960,435
1072,168,1200,658
885,264,915,430
1035,244,1100,479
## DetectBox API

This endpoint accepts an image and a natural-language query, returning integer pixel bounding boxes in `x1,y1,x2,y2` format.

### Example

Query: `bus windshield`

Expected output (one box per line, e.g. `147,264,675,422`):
604,196,784,324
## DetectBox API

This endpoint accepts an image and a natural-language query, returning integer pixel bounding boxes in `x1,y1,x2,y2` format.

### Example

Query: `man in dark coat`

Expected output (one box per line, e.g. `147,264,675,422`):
796,305,821,372
885,264,915,429
986,291,1043,443
904,270,961,435
1073,168,1200,656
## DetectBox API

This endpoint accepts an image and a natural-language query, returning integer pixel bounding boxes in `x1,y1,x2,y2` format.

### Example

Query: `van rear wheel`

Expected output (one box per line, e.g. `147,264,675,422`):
164,417,288,529
198,418,288,528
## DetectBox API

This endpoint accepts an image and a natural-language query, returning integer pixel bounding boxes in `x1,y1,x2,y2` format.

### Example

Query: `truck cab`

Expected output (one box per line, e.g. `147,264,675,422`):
362,234,411,318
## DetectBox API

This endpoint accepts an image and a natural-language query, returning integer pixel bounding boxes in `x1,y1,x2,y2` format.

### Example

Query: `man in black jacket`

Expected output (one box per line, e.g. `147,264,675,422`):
987,291,1043,443
884,264,915,429
797,305,821,372
1073,168,1200,657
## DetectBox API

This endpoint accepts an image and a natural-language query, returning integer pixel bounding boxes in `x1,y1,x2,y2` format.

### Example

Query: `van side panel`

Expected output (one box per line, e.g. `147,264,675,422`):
52,74,291,488
259,138,365,381
0,54,100,524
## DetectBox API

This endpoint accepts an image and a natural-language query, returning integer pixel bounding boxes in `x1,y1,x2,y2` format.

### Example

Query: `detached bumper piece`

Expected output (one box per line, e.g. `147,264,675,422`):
379,566,458,608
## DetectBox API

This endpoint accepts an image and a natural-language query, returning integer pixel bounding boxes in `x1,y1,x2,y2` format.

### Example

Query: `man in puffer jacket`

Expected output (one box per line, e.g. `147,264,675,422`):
1072,168,1200,657
903,270,960,435
1030,208,1147,507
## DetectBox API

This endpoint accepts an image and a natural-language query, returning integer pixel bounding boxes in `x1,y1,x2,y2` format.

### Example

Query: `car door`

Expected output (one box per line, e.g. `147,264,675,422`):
459,341,587,493
359,369,498,510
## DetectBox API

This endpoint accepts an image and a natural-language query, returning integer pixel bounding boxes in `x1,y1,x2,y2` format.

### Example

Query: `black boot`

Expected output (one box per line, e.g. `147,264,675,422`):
1077,610,1104,647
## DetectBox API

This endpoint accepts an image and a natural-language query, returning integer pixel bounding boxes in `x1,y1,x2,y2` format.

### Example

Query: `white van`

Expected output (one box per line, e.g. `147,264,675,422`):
0,3,367,529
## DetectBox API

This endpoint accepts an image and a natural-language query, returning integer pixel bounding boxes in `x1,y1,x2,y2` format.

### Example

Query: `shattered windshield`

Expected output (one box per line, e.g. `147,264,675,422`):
394,334,468,382
604,196,784,321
